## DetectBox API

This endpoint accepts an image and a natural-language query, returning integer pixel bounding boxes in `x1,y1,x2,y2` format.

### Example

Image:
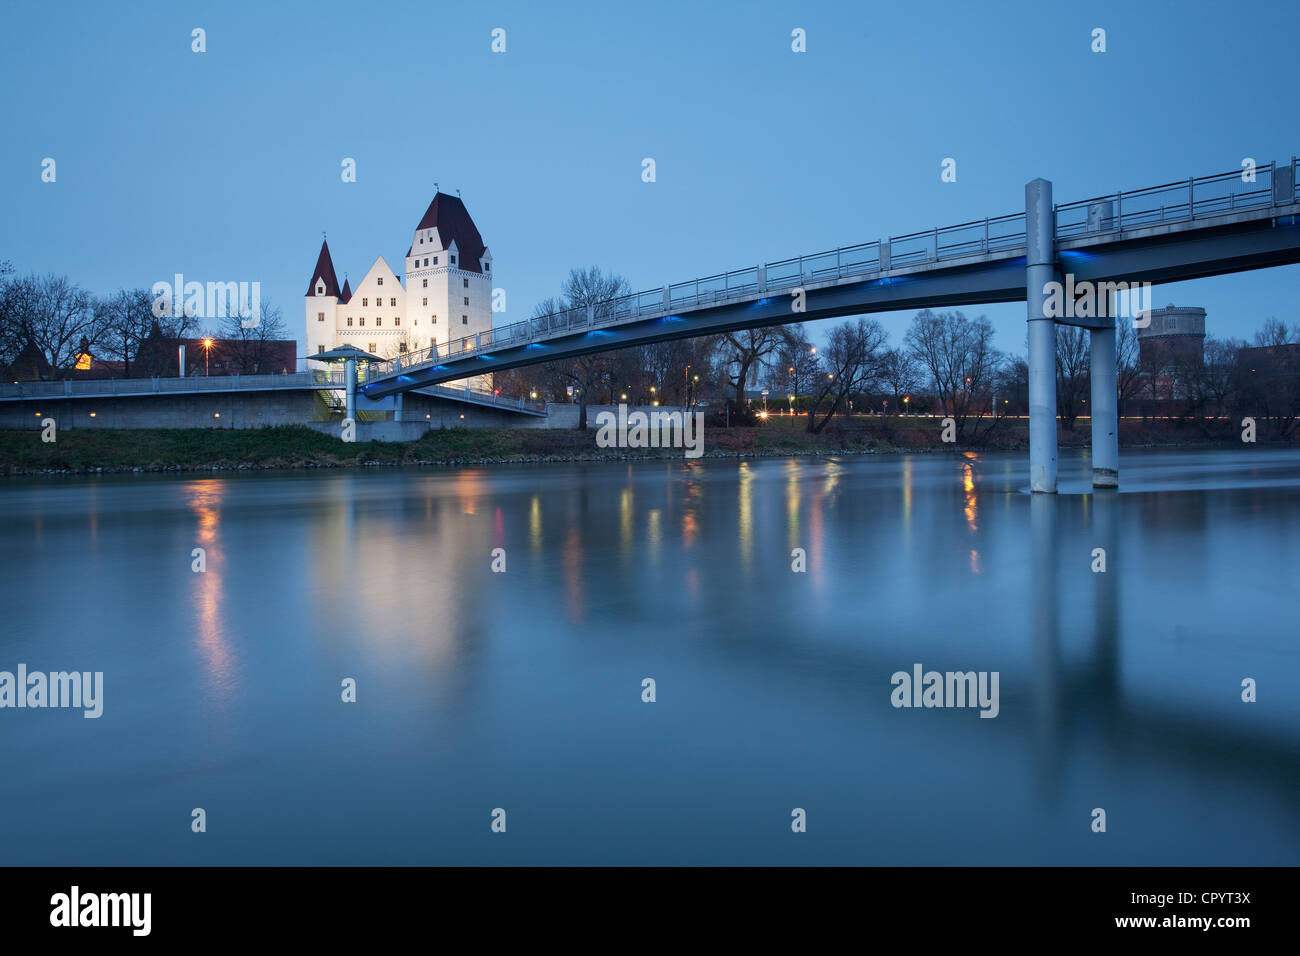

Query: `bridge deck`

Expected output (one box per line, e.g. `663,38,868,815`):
361,159,1300,398
0,371,548,416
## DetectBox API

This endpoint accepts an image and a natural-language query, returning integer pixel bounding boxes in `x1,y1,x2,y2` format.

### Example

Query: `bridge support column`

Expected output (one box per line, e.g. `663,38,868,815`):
1089,322,1119,488
1026,178,1057,493
394,392,403,423
344,358,356,421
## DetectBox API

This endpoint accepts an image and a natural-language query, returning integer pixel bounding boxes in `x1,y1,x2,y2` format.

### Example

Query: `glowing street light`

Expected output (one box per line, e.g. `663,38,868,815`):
202,338,214,376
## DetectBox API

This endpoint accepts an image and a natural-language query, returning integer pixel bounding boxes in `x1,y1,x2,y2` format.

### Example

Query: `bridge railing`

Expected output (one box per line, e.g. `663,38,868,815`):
363,158,1300,382
0,369,543,412
0,372,319,399
1055,161,1294,237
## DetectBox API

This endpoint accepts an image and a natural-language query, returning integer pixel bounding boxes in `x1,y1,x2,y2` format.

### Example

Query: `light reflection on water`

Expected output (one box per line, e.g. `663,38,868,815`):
0,448,1298,865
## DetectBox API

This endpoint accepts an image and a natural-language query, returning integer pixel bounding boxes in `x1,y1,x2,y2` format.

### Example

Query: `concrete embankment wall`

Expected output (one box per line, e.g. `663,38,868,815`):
0,389,559,434
0,389,680,435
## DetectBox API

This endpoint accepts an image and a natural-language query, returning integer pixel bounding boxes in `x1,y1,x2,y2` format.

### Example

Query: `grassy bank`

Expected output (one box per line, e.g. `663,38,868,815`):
0,415,1279,476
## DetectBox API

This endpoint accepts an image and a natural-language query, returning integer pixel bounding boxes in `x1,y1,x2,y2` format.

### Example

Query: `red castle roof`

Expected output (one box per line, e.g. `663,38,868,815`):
306,239,341,297
410,192,487,273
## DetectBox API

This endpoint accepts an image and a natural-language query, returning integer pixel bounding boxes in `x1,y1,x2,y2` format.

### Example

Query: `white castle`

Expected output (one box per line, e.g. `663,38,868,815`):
304,191,494,385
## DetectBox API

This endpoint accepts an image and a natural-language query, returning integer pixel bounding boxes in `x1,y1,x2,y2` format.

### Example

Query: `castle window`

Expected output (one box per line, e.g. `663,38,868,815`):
432,316,437,324
422,280,428,288
390,298,396,307
463,297,469,306
376,318,382,326
347,317,353,326
369,343,376,353
316,282,324,294
485,263,489,272
422,297,427,306
463,278,469,289
359,317,365,326
462,315,468,324
399,342,408,353
450,255,456,265
362,298,367,307
317,312,325,322
377,277,383,286
394,317,401,326
433,256,438,265
423,258,429,266
419,237,423,244
318,345,325,354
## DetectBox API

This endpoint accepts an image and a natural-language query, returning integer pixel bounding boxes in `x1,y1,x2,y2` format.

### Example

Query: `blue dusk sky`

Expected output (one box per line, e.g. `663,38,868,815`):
2,0,1298,357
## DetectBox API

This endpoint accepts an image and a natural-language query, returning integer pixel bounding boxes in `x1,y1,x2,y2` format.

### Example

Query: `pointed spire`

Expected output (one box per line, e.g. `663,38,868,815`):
306,239,341,297
339,277,352,304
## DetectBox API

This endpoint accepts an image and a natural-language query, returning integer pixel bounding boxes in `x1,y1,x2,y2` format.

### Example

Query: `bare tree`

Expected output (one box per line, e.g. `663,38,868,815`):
766,325,821,410
1055,325,1090,431
97,287,157,377
219,296,290,374
1254,317,1298,347
1116,321,1143,418
905,309,1001,440
540,268,634,429
0,273,104,379
802,318,890,433
880,347,922,412
720,326,782,410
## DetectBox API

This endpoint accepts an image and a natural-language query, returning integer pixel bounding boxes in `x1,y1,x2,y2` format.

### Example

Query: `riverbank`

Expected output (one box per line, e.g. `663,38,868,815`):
0,417,1279,476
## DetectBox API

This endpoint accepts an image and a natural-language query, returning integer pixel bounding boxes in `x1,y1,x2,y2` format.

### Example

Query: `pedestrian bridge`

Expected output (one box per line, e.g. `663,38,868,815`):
362,159,1300,396
359,157,1300,492
0,370,547,416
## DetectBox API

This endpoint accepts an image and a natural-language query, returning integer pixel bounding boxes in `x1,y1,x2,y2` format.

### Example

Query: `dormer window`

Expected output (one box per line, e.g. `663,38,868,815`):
316,282,325,295
450,255,456,265
484,263,490,272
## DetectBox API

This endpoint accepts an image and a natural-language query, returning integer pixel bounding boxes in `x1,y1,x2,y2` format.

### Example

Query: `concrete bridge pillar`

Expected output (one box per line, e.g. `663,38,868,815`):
345,358,356,421
1026,178,1058,493
1090,319,1119,488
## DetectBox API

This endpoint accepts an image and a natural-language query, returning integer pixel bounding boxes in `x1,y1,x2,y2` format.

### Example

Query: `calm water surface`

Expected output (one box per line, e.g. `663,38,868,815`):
1,447,1298,864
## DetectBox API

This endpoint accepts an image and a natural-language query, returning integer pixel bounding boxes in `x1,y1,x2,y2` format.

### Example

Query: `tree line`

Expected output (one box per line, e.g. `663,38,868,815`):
0,260,290,379
499,266,1300,440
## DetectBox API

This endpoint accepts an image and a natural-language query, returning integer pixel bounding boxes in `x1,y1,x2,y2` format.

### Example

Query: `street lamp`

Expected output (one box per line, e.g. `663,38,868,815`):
202,338,214,376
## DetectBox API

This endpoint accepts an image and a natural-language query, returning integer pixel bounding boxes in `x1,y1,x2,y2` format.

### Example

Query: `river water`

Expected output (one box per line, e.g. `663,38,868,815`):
1,448,1297,865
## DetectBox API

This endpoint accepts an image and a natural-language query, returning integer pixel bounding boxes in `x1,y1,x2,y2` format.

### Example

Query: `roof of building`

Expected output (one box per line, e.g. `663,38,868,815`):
306,240,342,297
411,192,487,272
339,278,352,304
310,344,385,363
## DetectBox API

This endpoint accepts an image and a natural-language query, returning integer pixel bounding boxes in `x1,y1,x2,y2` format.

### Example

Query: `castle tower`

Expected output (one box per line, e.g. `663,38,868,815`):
305,240,341,362
405,192,493,388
